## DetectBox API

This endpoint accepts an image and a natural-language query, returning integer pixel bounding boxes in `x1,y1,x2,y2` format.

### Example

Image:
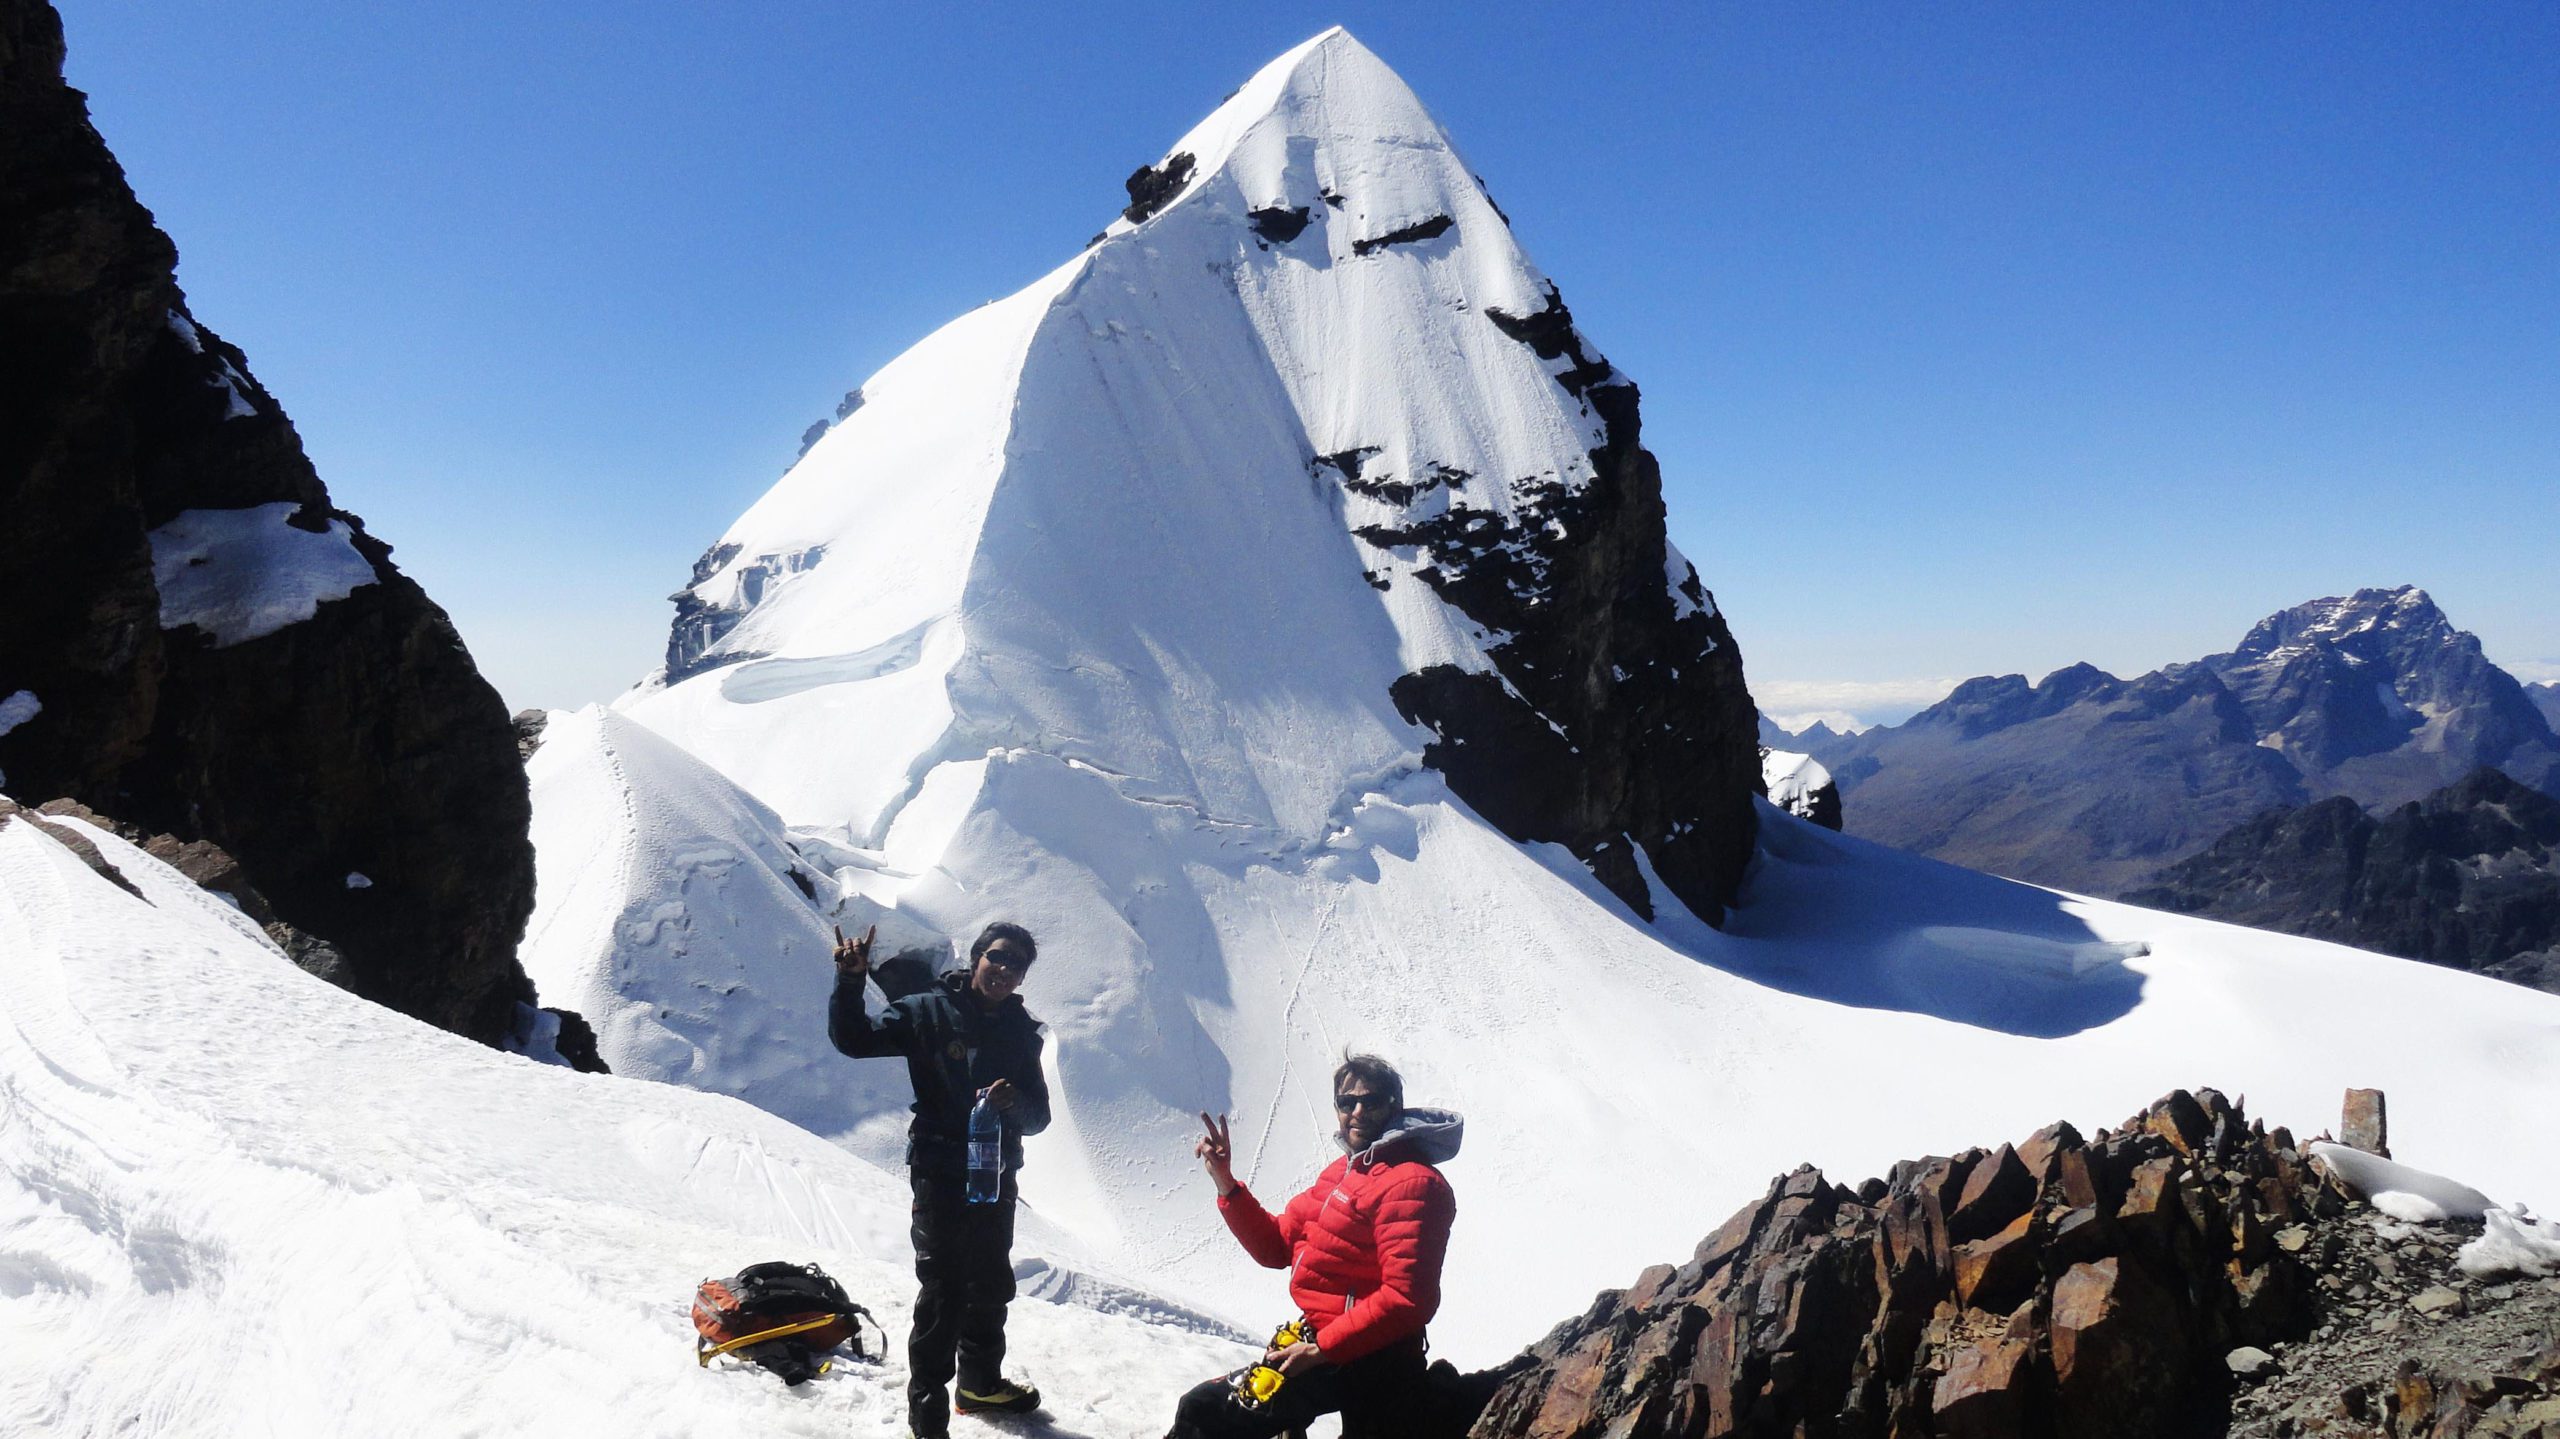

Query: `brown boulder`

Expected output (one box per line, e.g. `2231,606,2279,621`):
1949,1143,2037,1243
1954,1210,2043,1315
1930,1333,2037,1439
2050,1257,2185,1437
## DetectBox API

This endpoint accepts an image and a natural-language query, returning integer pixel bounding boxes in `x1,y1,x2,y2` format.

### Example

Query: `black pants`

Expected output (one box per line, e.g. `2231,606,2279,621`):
908,1168,1018,1430
1167,1337,1428,1439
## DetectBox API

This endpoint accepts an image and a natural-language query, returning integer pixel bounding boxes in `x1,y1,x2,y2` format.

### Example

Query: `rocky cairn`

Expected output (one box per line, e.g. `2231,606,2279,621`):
1470,1089,2560,1439
0,0,545,1046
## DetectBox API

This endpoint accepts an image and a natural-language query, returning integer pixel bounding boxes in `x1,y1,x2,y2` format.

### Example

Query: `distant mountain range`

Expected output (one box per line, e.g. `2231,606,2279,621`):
1777,587,2560,897
2532,681,2560,732
2123,766,2560,994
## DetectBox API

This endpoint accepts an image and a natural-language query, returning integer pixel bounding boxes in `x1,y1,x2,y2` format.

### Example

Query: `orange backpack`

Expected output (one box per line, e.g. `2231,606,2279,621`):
692,1261,878,1385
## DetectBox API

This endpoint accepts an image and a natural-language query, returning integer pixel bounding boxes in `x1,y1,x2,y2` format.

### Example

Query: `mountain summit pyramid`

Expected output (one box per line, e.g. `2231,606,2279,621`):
627,27,1759,924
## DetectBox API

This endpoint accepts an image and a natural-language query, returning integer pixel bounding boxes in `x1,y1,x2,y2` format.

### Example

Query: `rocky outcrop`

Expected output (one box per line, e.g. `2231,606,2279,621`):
1472,1090,2338,1439
1800,589,2560,896
0,0,539,1045
1121,151,1196,224
2124,767,2560,994
1376,281,1760,923
1761,747,1842,831
2226,1216,2560,1438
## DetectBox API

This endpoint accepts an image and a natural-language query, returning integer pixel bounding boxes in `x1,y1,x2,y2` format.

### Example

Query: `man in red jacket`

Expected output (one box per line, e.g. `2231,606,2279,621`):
1168,1054,1460,1438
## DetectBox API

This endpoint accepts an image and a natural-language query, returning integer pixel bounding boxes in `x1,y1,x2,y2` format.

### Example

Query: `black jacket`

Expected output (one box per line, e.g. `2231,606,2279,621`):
829,967,1051,1175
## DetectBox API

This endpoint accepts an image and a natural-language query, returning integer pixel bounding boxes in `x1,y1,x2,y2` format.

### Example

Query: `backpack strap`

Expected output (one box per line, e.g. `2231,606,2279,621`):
695,1313,847,1368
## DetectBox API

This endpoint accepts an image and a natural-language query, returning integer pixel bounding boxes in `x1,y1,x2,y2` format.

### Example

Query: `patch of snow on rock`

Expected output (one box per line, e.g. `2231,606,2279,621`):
2459,1208,2560,1279
147,503,379,647
2310,1141,2500,1222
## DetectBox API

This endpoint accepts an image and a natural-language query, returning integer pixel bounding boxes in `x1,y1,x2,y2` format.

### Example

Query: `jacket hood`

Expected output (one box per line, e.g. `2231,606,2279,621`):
1348,1106,1462,1167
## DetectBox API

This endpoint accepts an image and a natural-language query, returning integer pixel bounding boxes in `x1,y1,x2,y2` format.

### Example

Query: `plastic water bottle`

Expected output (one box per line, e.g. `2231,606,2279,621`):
966,1090,1002,1204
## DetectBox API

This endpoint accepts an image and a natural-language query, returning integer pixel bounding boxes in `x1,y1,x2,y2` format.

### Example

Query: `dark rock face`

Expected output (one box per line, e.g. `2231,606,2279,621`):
0,0,539,1045
1247,204,1310,243
1802,588,2560,896
1355,278,1759,923
1121,151,1196,224
1471,1090,2335,1439
2123,767,2560,995
1350,212,1453,254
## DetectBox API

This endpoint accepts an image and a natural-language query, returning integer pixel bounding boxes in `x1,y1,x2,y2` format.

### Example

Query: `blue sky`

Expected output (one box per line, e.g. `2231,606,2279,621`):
57,2,2559,726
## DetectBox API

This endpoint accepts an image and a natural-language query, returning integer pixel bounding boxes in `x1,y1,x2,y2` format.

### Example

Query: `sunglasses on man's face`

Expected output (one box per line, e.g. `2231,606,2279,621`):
980,949,1030,976
1333,1092,1394,1114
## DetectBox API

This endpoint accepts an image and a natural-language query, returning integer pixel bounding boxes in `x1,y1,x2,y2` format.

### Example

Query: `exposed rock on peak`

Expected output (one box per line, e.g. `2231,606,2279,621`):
1120,150,1195,224
2203,585,2559,798
0,0,540,1044
1473,1090,2340,1439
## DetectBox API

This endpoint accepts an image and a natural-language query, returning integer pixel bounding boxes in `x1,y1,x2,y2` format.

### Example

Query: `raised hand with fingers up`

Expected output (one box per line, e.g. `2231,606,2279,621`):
1195,1111,1238,1197
832,923,875,978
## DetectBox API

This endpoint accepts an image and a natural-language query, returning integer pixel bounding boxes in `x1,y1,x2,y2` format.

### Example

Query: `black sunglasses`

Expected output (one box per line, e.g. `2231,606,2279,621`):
979,947,1031,975
1332,1092,1395,1113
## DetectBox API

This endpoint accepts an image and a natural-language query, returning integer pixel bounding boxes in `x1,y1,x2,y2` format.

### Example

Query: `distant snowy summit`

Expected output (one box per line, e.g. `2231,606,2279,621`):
622,27,1759,923
1783,585,2560,895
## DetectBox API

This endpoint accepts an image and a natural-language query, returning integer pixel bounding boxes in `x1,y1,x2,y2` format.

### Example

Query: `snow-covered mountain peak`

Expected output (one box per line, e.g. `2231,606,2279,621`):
626,29,1758,915
1104,29,1526,286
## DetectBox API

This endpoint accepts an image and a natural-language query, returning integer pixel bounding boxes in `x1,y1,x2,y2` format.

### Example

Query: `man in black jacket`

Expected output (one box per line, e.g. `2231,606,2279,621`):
831,920,1052,1438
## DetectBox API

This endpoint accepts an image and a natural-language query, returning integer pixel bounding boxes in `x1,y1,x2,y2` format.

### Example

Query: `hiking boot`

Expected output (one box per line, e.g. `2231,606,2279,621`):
954,1377,1042,1414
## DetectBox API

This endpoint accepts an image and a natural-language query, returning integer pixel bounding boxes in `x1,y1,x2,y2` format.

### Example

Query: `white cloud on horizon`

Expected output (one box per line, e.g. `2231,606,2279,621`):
1753,677,1963,733
1765,709,1872,735
2509,660,2560,686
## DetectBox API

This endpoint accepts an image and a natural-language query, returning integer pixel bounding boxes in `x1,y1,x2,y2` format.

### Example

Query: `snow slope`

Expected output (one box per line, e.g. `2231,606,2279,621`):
522,29,2560,1369
0,805,1248,1437
529,697,2560,1365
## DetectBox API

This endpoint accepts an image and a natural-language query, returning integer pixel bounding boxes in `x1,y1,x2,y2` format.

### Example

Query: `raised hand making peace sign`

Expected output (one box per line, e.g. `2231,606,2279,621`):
832,923,875,977
1194,1111,1238,1197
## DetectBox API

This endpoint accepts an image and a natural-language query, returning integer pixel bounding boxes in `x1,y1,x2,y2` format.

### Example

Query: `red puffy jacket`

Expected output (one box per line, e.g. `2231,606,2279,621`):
1215,1108,1461,1361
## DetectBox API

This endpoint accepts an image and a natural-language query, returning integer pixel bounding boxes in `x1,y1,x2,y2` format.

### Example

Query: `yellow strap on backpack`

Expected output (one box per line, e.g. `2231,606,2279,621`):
695,1314,846,1368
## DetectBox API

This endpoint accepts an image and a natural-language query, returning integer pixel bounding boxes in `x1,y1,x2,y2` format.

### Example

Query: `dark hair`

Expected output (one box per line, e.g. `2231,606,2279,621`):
1332,1053,1402,1108
970,921,1037,967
